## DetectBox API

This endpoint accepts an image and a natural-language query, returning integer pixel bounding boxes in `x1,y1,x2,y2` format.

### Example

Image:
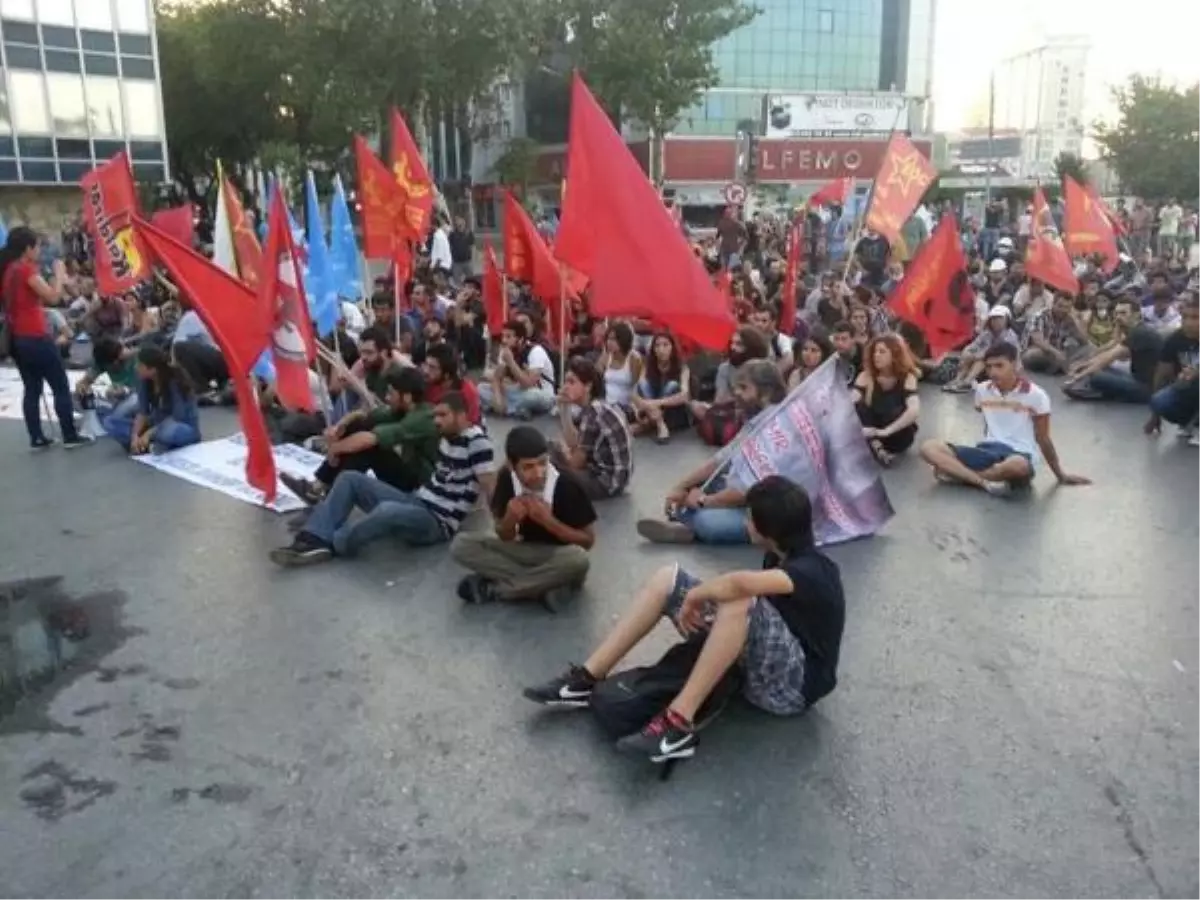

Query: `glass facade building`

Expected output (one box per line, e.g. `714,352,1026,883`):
674,0,935,136
0,0,167,185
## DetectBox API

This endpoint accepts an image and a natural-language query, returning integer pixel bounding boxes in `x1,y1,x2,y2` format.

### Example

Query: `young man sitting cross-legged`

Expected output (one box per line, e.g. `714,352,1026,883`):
451,425,596,606
523,476,845,764
919,342,1091,496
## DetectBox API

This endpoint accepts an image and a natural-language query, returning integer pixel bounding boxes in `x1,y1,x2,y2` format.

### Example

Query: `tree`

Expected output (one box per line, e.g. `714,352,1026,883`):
1093,75,1199,201
1052,151,1088,186
491,136,541,194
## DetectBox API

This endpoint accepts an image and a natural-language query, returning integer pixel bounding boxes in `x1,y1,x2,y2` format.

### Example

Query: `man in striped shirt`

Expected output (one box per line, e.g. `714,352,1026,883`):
270,392,496,567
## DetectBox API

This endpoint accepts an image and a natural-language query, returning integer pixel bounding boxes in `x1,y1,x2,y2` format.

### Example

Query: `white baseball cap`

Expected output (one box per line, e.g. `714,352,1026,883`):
987,305,1012,320
988,258,1008,273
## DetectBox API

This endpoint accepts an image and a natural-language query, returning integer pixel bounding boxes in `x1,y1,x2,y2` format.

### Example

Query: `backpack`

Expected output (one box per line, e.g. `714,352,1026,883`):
695,400,743,447
590,636,742,740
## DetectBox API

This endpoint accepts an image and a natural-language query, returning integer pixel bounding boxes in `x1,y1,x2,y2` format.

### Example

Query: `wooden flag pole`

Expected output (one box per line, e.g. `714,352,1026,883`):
392,259,401,346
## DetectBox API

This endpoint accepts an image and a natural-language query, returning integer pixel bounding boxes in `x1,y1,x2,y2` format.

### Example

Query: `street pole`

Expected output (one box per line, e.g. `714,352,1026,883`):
984,71,995,206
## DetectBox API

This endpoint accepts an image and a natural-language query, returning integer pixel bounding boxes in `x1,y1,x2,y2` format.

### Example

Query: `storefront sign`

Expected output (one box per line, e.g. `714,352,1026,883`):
764,93,909,137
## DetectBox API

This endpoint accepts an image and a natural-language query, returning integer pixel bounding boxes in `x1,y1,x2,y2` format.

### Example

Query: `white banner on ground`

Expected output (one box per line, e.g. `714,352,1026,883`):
0,365,86,420
134,433,325,514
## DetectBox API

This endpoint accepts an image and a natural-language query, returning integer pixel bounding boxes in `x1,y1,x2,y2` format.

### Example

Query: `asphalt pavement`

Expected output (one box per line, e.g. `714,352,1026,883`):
0,383,1196,898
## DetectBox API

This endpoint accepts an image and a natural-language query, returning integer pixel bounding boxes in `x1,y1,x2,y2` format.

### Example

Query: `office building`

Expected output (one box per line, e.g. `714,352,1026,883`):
0,0,167,202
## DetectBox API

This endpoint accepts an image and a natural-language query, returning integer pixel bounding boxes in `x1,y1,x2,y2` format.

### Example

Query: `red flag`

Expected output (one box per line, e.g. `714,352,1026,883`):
887,213,977,359
1025,186,1079,295
807,177,851,209
782,220,804,334
1085,183,1126,236
260,186,316,412
502,189,566,348
865,135,936,245
481,242,507,337
80,152,150,295
390,109,434,240
150,204,194,247
555,73,735,351
354,135,409,261
222,178,262,290
133,217,277,503
1063,176,1119,273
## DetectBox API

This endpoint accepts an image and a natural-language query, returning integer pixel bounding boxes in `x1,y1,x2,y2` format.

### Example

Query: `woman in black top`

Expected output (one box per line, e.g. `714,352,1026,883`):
852,333,921,466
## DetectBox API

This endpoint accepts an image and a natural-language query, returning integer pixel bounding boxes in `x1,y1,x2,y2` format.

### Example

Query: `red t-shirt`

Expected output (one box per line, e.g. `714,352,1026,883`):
3,260,46,338
426,377,482,426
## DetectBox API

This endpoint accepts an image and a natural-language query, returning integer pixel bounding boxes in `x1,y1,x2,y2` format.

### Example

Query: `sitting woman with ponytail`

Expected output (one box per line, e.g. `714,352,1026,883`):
0,226,91,449
104,344,201,454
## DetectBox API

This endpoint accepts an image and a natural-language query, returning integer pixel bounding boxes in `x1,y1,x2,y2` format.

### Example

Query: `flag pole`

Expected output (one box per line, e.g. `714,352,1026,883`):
558,264,567,388
842,103,907,293
392,259,401,346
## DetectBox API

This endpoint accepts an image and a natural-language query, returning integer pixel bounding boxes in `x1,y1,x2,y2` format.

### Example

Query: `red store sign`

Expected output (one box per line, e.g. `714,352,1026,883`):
662,137,932,183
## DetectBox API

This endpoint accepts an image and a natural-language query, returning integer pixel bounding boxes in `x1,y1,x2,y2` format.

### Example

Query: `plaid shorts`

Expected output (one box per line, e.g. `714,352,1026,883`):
663,565,808,716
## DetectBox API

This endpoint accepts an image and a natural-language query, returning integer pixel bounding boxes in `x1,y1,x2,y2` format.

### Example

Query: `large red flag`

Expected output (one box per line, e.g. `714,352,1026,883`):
807,177,851,209
150,204,194,247
887,213,977,359
260,186,316,412
502,189,567,348
222,177,262,290
555,73,735,351
481,242,507,337
1025,186,1079,295
1063,176,1119,273
782,219,804,334
354,135,408,261
1085,183,1126,236
865,135,936,245
80,152,150,295
390,109,434,240
134,218,276,503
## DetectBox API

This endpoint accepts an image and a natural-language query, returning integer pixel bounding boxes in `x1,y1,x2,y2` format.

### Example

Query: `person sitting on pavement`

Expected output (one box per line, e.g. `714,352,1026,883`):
1141,270,1182,335
411,313,455,368
551,356,634,500
451,425,595,606
104,344,202,455
421,342,482,426
280,365,439,506
749,305,795,374
1143,292,1199,444
478,318,556,419
523,476,844,765
260,367,332,446
689,325,770,425
787,333,835,389
1012,277,1050,334
942,306,1021,393
1021,291,1092,374
327,326,410,415
918,342,1091,496
853,333,921,466
171,302,233,406
828,320,862,384
595,321,644,422
637,360,786,545
631,331,691,442
269,392,495,567
1063,298,1163,404
75,336,138,420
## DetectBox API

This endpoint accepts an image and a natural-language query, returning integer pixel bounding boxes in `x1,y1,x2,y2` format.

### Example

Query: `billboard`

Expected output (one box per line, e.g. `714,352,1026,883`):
763,93,909,137
954,135,1023,162
662,137,932,184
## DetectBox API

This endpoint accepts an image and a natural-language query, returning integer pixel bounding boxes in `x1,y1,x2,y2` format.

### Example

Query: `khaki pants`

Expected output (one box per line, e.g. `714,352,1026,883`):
450,530,590,600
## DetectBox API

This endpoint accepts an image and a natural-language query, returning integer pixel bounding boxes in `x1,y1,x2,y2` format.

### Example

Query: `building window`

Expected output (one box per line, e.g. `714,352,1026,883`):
0,78,10,133
85,74,122,136
75,0,114,31
132,161,163,182
44,48,82,72
40,23,77,47
84,53,118,76
114,0,148,34
122,78,159,137
35,0,73,26
21,158,58,181
3,19,37,42
119,55,155,79
0,0,35,19
10,70,49,132
54,135,88,158
117,31,151,55
17,134,51,155
46,71,87,136
3,44,42,69
818,9,834,33
58,159,89,180
80,30,116,52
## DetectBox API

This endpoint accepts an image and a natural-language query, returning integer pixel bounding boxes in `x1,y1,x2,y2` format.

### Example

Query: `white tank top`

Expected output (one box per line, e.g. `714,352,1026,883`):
604,354,635,406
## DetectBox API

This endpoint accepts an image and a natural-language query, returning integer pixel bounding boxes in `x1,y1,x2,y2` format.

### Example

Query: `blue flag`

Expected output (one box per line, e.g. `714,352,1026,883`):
723,357,894,546
329,174,363,302
0,214,8,248
304,171,339,338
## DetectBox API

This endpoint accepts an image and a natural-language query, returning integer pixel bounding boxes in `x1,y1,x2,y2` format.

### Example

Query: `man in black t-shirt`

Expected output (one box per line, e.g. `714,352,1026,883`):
524,476,845,765
1145,294,1199,443
1063,298,1163,403
853,229,890,288
451,425,596,605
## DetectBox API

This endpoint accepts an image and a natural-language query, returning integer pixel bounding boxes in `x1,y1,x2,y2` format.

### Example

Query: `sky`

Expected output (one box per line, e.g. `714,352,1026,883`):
932,0,1200,132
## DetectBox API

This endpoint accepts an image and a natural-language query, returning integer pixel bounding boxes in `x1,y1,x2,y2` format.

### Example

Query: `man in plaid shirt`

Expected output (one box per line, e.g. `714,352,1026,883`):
1022,292,1090,374
552,357,633,499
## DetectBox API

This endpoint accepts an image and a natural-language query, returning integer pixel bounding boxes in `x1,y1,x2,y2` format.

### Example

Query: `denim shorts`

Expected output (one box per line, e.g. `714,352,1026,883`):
950,440,1033,475
663,566,808,716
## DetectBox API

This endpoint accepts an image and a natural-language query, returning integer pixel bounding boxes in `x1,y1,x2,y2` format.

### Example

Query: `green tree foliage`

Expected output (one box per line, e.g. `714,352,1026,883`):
1052,151,1088,186
1093,76,1200,201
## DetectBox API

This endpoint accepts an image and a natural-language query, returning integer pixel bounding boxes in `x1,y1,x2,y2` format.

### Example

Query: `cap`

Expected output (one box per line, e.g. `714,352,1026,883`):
998,236,1015,248
987,305,1012,320
988,258,1008,273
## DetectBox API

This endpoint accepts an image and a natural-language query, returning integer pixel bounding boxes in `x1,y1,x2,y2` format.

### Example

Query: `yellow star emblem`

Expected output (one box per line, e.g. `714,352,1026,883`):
393,154,430,198
886,151,929,198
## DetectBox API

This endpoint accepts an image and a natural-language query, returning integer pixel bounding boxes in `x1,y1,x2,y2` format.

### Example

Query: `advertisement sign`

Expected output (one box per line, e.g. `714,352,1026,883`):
662,138,932,184
763,93,909,137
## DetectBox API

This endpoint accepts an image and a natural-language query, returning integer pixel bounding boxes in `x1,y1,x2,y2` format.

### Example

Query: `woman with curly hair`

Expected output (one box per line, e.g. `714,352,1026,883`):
632,331,690,442
852,333,921,466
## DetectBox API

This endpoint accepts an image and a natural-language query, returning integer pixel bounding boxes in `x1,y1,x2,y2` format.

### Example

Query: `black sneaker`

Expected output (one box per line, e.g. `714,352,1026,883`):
280,472,322,506
61,434,95,450
522,664,597,708
268,533,333,567
615,709,697,762
456,574,500,604
29,436,55,452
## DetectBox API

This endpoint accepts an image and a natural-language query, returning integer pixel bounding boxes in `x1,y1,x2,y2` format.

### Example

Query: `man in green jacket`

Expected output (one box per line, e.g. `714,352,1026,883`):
281,366,440,504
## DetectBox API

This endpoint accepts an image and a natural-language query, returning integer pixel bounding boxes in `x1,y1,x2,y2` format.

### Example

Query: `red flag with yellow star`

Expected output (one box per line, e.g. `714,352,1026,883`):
865,134,935,245
354,135,409,262
886,213,976,358
390,109,434,240
1025,186,1079,295
1063,176,1119,272
502,188,567,347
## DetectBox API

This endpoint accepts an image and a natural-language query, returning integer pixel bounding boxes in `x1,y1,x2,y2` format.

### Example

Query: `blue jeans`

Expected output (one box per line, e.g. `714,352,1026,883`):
1150,380,1200,425
951,440,1033,474
979,227,998,261
477,381,555,417
12,335,79,443
302,471,447,557
104,404,202,453
637,378,681,399
670,475,750,545
1085,367,1151,404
